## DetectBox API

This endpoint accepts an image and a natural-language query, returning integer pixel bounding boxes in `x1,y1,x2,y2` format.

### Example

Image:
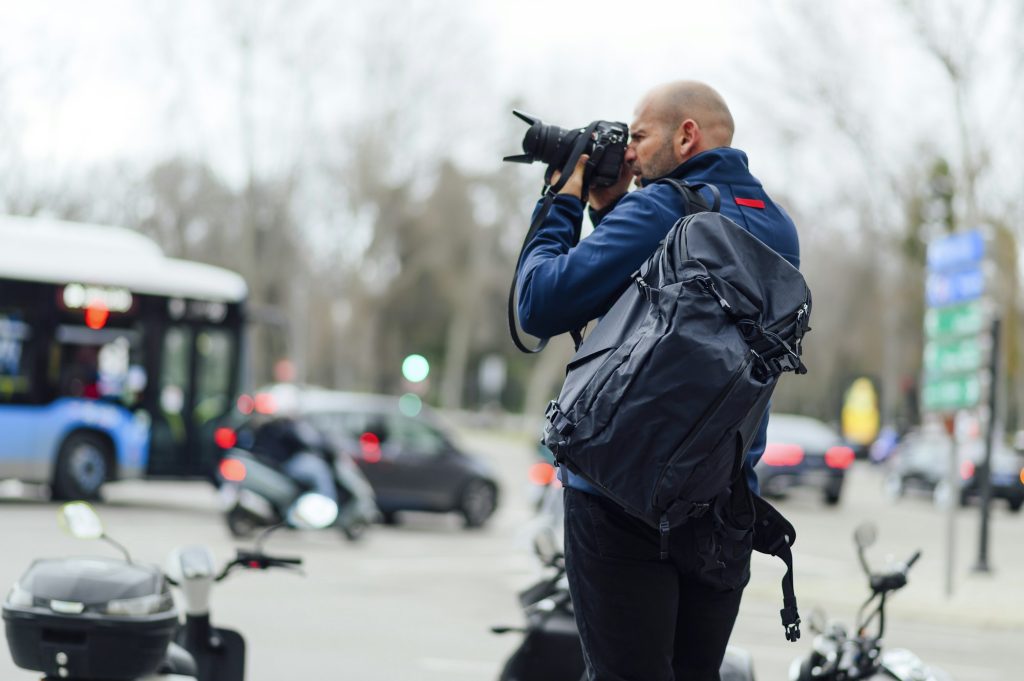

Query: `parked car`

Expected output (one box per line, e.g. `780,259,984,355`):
755,413,854,505
253,384,501,528
884,427,1024,512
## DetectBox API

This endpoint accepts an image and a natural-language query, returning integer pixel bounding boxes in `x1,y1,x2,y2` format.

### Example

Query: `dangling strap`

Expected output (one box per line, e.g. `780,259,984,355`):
751,494,801,642
507,122,603,354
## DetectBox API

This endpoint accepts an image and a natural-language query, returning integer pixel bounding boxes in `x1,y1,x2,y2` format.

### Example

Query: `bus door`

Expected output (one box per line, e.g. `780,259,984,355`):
148,323,238,478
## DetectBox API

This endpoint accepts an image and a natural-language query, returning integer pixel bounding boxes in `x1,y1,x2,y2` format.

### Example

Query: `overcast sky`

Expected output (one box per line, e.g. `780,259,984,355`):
1,0,1020,231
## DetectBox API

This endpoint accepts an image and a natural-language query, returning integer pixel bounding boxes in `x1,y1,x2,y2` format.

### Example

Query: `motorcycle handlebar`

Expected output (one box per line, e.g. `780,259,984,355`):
868,549,922,594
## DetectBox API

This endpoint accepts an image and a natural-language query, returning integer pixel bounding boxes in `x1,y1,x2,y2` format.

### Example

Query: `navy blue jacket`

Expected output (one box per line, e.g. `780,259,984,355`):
517,147,800,495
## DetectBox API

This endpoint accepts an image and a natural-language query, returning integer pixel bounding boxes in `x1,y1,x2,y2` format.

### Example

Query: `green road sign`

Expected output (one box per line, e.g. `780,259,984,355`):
922,374,982,411
924,301,985,339
924,337,985,374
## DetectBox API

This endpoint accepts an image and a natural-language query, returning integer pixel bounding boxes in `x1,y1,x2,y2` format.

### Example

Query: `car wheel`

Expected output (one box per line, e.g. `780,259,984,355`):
460,479,497,528
883,473,905,501
380,511,400,526
1009,499,1023,514
52,433,110,501
226,505,259,538
823,488,842,506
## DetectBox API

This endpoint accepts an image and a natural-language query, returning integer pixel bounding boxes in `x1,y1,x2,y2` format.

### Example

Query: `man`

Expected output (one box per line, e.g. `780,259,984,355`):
516,81,800,681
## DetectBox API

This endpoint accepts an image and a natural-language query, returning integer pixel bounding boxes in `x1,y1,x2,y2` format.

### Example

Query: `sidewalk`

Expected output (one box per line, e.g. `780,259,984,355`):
744,463,1024,631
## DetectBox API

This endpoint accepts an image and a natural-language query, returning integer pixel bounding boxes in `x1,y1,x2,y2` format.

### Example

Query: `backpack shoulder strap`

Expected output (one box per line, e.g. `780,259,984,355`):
655,178,721,214
751,494,801,642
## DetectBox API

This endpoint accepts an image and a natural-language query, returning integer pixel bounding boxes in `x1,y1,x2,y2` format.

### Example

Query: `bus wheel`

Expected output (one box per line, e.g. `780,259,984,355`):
52,433,110,501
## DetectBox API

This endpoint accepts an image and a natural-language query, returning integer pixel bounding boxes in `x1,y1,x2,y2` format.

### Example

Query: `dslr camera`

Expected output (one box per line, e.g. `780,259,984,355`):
504,110,629,188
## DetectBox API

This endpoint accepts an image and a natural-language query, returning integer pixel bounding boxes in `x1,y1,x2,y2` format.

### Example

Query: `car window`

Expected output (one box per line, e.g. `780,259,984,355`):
766,416,839,449
308,410,373,444
388,414,447,457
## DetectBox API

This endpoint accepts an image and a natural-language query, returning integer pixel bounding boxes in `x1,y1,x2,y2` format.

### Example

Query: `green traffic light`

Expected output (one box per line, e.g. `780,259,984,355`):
402,354,430,383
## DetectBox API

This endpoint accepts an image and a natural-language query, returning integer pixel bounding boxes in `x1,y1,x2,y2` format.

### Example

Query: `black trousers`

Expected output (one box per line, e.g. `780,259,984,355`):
563,487,751,681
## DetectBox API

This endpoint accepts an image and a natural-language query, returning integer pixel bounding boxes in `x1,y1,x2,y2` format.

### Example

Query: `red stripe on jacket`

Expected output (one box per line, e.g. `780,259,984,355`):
735,197,765,209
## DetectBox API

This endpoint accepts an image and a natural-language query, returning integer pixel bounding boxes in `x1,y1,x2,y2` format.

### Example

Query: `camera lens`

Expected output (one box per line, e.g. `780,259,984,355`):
522,122,572,167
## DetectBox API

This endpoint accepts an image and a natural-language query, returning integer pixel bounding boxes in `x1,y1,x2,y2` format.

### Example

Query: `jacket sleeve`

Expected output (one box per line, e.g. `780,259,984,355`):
516,190,675,338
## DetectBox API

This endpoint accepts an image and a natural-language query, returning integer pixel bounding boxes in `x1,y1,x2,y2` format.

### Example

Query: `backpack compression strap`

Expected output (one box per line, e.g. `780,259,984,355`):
751,494,801,642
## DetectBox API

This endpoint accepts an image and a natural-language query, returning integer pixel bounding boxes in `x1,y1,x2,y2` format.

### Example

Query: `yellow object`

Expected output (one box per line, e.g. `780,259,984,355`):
841,378,880,446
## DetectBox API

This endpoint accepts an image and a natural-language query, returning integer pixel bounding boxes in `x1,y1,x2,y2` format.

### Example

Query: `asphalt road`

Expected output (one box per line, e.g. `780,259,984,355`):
0,427,1021,680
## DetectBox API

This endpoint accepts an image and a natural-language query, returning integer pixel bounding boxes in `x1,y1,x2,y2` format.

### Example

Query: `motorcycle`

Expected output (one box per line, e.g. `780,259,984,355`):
218,445,379,542
3,494,337,681
789,522,952,681
492,523,756,681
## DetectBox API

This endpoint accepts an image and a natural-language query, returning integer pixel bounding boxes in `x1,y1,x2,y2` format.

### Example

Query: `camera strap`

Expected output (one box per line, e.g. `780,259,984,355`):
508,122,602,354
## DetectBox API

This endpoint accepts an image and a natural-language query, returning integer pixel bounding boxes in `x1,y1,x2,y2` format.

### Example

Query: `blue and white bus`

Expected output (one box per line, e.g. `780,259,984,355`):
0,215,247,499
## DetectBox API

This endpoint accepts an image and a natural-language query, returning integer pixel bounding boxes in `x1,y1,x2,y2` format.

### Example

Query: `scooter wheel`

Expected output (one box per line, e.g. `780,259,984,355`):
341,520,369,542
226,506,259,538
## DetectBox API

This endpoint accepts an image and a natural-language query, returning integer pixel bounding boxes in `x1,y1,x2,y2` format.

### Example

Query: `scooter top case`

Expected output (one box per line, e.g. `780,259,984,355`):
4,557,177,680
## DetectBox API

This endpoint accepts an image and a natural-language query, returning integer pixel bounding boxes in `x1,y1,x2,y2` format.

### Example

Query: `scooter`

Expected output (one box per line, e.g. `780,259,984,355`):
788,523,953,681
3,494,338,681
492,523,757,681
218,447,379,541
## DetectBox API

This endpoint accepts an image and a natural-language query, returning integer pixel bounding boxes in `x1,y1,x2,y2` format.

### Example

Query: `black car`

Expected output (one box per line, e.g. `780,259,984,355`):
755,413,853,505
256,385,500,528
884,427,1024,512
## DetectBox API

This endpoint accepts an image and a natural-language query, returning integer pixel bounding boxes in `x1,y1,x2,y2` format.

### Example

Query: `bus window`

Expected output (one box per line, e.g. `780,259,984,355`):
0,312,32,403
156,327,193,452
60,345,101,399
195,330,233,423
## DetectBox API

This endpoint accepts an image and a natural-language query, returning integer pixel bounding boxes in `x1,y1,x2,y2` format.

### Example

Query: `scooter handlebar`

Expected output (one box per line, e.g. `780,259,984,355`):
216,551,304,579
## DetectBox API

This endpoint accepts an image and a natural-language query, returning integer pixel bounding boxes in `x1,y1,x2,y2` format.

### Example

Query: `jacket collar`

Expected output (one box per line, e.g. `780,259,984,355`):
639,147,753,187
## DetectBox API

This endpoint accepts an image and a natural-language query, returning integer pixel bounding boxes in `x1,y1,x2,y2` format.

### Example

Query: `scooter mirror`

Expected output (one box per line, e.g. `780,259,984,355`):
287,493,339,530
532,526,560,567
59,502,104,540
853,522,877,550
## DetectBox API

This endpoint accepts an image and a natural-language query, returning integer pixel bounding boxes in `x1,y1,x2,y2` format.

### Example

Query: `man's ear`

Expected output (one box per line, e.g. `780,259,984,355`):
676,119,701,160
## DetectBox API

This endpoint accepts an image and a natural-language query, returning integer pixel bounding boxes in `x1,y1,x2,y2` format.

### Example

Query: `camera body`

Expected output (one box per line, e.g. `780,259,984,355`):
504,111,629,189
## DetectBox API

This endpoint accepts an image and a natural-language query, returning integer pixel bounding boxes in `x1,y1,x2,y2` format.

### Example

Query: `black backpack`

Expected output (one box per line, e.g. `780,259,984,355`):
543,180,811,641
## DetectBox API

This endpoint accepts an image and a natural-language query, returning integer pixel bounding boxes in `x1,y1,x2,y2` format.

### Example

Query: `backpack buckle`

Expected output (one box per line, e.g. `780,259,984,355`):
545,401,575,437
781,606,801,642
633,274,658,303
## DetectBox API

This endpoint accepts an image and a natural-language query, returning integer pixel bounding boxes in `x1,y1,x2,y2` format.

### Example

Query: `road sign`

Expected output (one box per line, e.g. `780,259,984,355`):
926,229,985,272
922,373,983,411
925,265,985,307
924,301,986,339
924,338,983,374
924,336,987,374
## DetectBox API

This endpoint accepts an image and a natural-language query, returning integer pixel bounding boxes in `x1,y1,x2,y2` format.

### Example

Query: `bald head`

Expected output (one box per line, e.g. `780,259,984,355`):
625,80,735,185
639,81,734,148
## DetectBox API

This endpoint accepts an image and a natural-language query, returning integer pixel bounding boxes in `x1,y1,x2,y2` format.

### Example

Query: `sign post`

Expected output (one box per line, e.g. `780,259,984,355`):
922,229,993,595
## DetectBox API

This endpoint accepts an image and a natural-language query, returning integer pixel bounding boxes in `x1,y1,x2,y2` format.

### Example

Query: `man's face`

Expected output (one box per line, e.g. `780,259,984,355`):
625,102,679,187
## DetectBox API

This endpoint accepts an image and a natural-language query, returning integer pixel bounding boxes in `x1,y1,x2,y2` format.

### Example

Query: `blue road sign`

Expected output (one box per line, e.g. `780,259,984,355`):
926,265,985,307
926,229,984,272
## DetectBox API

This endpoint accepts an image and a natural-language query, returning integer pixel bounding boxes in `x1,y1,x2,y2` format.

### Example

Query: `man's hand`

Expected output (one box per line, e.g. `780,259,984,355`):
550,154,631,210
550,154,589,200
